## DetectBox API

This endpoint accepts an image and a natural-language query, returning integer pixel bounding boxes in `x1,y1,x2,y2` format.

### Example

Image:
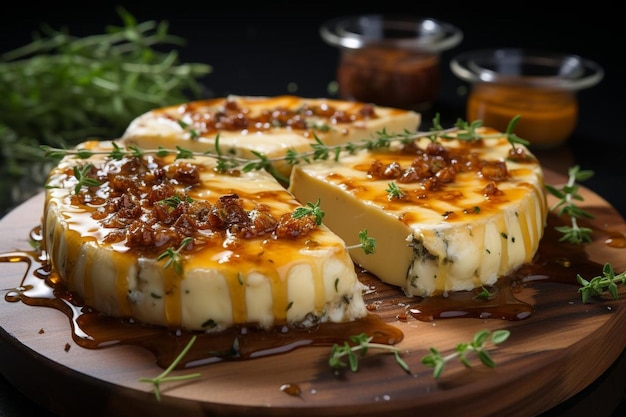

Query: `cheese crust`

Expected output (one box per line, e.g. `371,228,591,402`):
121,95,421,177
288,130,548,296
43,140,367,332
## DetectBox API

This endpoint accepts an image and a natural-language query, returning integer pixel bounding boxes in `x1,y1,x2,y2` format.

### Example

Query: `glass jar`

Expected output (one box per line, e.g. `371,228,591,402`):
321,15,462,110
451,48,603,149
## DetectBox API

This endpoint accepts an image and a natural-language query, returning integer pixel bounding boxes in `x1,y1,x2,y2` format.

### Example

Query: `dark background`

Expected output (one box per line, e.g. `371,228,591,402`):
0,2,624,416
0,2,623,217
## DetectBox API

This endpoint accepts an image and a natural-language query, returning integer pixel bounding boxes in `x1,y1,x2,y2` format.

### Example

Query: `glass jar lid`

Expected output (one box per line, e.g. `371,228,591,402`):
450,48,604,90
320,14,463,52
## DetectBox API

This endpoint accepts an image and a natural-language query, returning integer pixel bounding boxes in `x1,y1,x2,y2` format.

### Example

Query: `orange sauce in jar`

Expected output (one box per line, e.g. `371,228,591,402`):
337,47,440,110
467,82,578,149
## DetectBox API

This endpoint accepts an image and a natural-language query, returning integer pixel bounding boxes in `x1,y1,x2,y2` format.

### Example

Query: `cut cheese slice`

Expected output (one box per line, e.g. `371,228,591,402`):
288,129,548,297
43,140,367,332
120,95,421,177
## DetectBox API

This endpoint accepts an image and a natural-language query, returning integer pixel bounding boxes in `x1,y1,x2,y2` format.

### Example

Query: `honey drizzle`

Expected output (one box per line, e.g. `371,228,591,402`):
2,214,623,369
2,228,402,370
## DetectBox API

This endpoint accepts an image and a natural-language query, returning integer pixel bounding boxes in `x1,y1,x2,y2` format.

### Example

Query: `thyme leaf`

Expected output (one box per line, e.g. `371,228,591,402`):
386,182,405,200
72,163,101,194
292,199,325,225
138,335,201,401
159,194,193,209
345,229,377,255
329,333,410,374
157,237,193,275
545,165,595,244
212,134,239,173
473,286,495,300
421,329,510,379
577,263,626,303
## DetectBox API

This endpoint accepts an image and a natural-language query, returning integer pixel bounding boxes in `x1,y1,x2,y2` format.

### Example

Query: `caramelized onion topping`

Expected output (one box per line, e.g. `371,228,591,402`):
70,156,317,251
172,99,378,135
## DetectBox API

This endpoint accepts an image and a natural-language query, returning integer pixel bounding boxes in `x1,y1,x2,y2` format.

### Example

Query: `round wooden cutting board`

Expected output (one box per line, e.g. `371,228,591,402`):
1,169,625,417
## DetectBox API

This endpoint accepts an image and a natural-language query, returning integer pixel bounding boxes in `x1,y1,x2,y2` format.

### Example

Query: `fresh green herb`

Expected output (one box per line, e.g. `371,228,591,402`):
329,333,410,374
545,165,595,244
473,286,495,300
159,195,192,208
40,115,529,185
421,329,510,379
1,7,211,175
242,150,290,184
386,182,405,200
577,263,626,304
212,134,239,173
139,335,201,401
503,115,530,148
72,163,101,194
157,237,193,275
174,146,195,160
439,114,529,149
346,229,377,255
176,119,200,139
447,118,484,142
292,199,325,225
109,142,126,161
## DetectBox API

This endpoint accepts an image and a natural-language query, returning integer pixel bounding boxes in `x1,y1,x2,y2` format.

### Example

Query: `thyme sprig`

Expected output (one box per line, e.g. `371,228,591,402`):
292,199,325,225
139,335,201,401
545,165,595,244
421,329,510,379
71,163,101,194
330,329,510,379
345,229,377,255
328,333,410,374
386,182,405,200
40,114,527,179
157,237,193,275
434,114,529,149
577,263,626,304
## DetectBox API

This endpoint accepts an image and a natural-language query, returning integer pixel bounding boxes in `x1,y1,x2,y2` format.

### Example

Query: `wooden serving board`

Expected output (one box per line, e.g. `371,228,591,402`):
1,169,625,417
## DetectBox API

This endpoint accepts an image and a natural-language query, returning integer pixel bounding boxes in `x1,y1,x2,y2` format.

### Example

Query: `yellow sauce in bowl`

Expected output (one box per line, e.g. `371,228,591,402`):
467,83,578,149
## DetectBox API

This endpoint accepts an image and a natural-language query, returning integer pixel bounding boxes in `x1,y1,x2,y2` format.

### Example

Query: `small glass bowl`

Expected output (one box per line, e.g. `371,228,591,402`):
451,48,604,148
320,15,463,110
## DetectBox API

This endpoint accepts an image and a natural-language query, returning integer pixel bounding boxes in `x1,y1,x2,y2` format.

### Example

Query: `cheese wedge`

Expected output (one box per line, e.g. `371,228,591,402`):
288,130,547,297
120,95,421,177
43,140,367,332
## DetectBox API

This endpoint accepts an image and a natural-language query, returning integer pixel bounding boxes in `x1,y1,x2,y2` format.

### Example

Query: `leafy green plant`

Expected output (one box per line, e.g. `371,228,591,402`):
0,7,211,175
